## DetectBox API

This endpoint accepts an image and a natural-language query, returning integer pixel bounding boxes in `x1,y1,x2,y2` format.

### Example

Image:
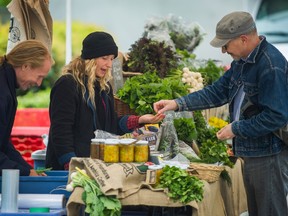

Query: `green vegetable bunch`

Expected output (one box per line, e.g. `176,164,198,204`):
117,72,188,115
173,117,197,143
66,168,121,216
192,111,233,167
122,37,178,78
157,165,204,204
197,60,225,86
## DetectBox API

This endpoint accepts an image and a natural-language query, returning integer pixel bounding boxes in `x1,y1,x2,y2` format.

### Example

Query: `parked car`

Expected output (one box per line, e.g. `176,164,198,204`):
244,0,288,60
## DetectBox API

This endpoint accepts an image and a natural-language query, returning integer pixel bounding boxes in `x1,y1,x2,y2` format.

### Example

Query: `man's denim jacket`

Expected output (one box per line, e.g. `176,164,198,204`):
176,37,288,157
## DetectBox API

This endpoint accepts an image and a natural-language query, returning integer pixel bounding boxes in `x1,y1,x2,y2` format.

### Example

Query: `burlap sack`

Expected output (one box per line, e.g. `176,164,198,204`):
6,0,53,53
68,158,151,199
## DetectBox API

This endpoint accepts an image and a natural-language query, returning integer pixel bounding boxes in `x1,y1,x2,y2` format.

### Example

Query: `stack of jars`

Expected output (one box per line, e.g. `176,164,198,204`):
90,138,149,163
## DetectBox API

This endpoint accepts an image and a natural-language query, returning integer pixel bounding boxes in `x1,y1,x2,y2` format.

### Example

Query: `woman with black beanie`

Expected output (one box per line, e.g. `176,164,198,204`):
45,31,164,170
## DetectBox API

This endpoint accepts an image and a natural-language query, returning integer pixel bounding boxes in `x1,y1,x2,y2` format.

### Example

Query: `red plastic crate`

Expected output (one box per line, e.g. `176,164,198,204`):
13,108,50,127
11,135,46,167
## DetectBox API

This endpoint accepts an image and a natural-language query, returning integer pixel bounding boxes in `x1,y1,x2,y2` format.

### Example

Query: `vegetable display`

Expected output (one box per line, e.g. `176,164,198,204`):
117,72,188,115
173,117,197,143
66,168,121,216
157,165,204,204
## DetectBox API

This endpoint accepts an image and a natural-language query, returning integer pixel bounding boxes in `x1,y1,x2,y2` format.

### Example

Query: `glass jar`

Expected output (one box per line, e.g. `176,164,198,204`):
90,138,101,159
104,139,119,163
148,165,163,185
134,140,149,162
98,139,105,161
119,139,135,162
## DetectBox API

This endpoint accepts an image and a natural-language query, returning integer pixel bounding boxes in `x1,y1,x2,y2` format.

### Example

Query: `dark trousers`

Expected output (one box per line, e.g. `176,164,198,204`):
243,147,288,216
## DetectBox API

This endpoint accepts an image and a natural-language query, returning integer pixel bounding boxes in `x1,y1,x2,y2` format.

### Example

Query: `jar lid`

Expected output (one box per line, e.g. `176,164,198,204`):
119,138,136,145
136,140,149,145
148,165,163,170
91,138,105,143
105,139,119,145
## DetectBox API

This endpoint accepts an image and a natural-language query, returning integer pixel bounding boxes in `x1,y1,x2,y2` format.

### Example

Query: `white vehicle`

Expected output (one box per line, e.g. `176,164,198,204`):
243,0,288,60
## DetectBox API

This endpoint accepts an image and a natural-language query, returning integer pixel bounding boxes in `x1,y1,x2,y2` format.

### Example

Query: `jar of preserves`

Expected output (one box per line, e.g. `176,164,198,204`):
148,165,163,185
119,139,136,162
104,139,119,163
98,139,105,161
90,138,101,159
134,140,149,162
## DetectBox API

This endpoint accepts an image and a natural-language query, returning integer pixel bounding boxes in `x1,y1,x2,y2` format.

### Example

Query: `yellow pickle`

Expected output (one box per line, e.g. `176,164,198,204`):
104,139,119,163
119,139,136,162
134,140,149,162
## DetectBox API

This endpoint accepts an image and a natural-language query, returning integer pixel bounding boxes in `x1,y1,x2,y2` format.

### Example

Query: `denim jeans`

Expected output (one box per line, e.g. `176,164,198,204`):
243,146,288,216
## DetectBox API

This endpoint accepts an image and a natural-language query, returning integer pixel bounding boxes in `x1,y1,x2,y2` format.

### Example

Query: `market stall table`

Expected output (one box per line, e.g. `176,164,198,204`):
66,158,247,216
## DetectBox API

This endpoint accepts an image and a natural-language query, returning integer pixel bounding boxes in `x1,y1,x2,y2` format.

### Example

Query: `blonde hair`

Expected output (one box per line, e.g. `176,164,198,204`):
0,40,52,67
62,57,113,108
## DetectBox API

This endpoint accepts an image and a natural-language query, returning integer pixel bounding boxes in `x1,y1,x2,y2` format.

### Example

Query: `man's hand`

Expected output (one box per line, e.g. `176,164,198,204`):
216,123,235,140
153,100,178,114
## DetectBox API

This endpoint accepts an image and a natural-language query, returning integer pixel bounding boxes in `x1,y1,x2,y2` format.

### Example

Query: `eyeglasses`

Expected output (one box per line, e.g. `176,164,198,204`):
222,43,229,51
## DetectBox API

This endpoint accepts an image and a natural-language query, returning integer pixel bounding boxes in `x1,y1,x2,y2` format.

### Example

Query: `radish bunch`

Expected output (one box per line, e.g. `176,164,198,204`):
181,67,204,93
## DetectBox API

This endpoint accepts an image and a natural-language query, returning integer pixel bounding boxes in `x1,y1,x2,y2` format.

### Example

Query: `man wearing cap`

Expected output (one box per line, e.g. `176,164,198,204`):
153,11,288,216
46,31,164,171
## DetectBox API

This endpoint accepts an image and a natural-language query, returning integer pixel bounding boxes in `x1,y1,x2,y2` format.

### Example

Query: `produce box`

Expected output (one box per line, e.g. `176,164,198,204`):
0,171,70,199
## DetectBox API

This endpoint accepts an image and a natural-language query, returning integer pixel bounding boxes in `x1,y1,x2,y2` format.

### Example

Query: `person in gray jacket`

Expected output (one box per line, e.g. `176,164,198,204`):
154,11,288,216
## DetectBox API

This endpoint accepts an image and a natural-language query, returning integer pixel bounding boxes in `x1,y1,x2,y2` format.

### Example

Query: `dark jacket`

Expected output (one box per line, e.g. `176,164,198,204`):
0,62,32,176
176,37,288,157
46,74,131,170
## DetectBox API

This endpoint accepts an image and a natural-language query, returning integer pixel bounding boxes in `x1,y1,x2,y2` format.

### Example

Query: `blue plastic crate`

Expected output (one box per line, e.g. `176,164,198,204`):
0,171,71,199
0,208,66,215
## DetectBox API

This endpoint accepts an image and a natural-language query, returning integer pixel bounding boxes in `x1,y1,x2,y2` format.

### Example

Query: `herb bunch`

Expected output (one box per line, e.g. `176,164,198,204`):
117,72,188,115
173,117,197,143
157,165,204,204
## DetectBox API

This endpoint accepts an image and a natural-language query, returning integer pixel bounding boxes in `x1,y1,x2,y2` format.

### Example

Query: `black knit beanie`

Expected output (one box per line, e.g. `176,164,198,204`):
81,32,118,59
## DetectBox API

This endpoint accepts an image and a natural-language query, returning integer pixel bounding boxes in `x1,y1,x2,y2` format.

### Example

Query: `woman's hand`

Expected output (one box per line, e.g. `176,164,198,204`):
138,113,165,124
153,100,178,114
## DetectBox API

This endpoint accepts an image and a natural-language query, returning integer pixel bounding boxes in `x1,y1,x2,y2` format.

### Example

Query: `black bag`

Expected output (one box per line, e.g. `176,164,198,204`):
242,100,288,145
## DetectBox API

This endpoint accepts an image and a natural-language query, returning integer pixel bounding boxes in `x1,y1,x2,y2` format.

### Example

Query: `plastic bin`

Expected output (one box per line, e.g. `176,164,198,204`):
0,208,66,215
0,171,71,199
31,149,46,169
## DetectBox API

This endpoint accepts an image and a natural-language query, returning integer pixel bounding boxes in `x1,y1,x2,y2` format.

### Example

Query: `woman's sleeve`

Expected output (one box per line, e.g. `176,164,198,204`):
48,76,77,167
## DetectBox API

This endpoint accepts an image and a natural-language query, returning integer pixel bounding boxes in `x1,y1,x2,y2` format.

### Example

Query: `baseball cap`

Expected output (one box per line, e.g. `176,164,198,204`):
210,11,256,48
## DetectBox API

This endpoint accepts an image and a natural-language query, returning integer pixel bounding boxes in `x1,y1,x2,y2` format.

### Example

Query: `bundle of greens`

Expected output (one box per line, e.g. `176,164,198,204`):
143,14,205,53
122,37,178,78
173,117,197,143
157,165,204,204
117,72,188,115
66,168,121,216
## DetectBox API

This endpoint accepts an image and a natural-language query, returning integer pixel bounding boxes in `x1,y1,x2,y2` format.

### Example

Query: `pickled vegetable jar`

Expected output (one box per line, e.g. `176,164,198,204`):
134,140,149,162
104,139,119,163
90,138,100,159
148,165,163,185
90,138,106,159
119,139,136,162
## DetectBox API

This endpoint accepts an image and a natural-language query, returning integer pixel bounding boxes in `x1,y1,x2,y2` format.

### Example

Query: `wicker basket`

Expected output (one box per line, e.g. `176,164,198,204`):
114,96,137,116
187,163,225,183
